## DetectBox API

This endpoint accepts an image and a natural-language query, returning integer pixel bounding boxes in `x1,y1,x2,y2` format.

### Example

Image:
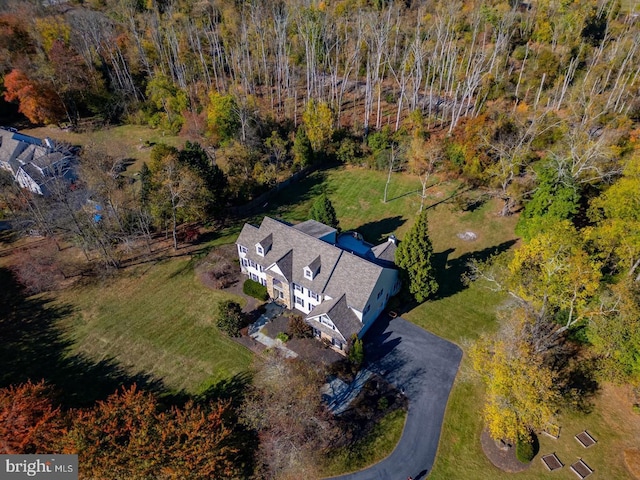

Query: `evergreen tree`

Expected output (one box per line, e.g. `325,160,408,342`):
139,162,152,207
292,126,313,169
395,210,438,302
309,193,339,230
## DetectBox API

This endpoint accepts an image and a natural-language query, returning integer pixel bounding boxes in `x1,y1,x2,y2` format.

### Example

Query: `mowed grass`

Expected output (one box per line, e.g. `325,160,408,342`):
22,124,184,172
53,258,252,395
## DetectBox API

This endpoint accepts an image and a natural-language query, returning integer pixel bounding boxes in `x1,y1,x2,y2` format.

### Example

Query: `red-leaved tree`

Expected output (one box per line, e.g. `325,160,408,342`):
0,381,66,454
4,69,65,125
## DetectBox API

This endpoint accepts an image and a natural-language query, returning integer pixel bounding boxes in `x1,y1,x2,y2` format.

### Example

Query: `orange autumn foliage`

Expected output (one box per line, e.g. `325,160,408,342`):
0,381,66,454
66,385,240,479
4,69,65,125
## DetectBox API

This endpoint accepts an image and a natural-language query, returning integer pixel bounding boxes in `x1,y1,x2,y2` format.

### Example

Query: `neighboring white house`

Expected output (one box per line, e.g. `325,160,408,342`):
0,127,76,195
236,216,400,352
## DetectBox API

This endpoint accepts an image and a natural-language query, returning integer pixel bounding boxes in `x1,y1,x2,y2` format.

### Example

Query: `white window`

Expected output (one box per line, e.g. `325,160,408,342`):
250,273,258,282
320,315,335,330
239,245,247,254
309,304,315,311
294,296,304,308
273,278,282,287
309,290,319,301
278,290,284,299
304,267,313,280
241,258,249,267
256,245,264,256
332,338,343,350
260,278,266,286
294,283,303,293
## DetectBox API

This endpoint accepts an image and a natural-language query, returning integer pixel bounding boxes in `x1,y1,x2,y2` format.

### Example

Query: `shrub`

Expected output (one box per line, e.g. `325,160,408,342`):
276,332,289,342
289,315,312,338
515,432,539,463
217,300,244,337
348,337,365,367
243,279,269,301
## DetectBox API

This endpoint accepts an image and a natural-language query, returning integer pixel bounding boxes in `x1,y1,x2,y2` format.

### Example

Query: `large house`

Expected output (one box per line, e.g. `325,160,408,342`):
0,127,76,196
236,216,400,352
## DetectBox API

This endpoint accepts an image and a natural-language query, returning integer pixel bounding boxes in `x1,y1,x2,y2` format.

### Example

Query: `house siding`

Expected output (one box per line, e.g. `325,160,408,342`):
359,268,400,337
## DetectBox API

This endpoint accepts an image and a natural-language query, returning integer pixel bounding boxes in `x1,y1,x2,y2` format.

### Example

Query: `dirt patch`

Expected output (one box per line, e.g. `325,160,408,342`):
480,429,530,473
624,449,640,479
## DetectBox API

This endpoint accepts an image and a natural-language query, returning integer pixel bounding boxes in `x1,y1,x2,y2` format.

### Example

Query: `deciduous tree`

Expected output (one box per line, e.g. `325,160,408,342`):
3,69,65,125
0,381,65,454
471,307,560,442
509,221,601,332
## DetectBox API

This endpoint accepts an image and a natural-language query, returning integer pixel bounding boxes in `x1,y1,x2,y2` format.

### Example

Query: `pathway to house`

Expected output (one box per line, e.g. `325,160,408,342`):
326,316,463,480
248,302,298,358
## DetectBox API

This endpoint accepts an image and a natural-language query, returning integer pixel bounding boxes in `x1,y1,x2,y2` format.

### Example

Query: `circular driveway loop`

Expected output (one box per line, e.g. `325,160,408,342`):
327,316,463,480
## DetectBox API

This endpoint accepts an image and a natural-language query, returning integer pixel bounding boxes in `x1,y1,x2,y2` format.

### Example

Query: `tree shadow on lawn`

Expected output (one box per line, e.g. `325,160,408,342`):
431,239,517,300
255,168,331,219
354,216,406,244
198,372,258,477
0,267,166,408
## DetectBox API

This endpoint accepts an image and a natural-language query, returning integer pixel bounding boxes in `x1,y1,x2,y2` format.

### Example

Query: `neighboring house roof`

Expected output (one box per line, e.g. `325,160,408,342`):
293,219,337,239
236,217,387,311
306,294,362,342
0,128,76,195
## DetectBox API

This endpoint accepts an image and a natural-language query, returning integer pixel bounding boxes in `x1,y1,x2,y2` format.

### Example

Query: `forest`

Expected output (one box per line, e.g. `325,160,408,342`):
1,0,640,478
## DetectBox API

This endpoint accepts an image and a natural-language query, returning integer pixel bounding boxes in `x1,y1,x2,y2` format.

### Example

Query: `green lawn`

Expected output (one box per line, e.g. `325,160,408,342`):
53,258,252,395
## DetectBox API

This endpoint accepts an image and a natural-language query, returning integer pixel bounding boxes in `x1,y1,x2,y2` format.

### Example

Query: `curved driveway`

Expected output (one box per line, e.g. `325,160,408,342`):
327,316,463,480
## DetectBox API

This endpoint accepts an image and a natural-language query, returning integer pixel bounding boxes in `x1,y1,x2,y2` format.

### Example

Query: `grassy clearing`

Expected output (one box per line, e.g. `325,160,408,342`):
320,409,407,477
53,258,252,395
257,166,639,479
22,124,184,172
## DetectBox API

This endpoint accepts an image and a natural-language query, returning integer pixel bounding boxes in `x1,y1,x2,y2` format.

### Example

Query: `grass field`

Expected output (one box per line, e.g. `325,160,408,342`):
22,124,184,172
52,258,252,395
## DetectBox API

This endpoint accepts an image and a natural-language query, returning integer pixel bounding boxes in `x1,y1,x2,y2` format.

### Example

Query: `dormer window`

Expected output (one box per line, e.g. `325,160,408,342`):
304,255,321,280
256,245,264,256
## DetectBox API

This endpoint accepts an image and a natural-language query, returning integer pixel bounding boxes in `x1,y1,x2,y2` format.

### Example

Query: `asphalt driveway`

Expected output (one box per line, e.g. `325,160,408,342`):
327,315,463,480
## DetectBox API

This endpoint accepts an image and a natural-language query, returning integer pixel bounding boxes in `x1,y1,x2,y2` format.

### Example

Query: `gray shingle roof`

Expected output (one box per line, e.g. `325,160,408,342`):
257,233,273,252
370,240,397,265
306,294,362,342
324,251,382,311
237,217,387,311
293,219,336,238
